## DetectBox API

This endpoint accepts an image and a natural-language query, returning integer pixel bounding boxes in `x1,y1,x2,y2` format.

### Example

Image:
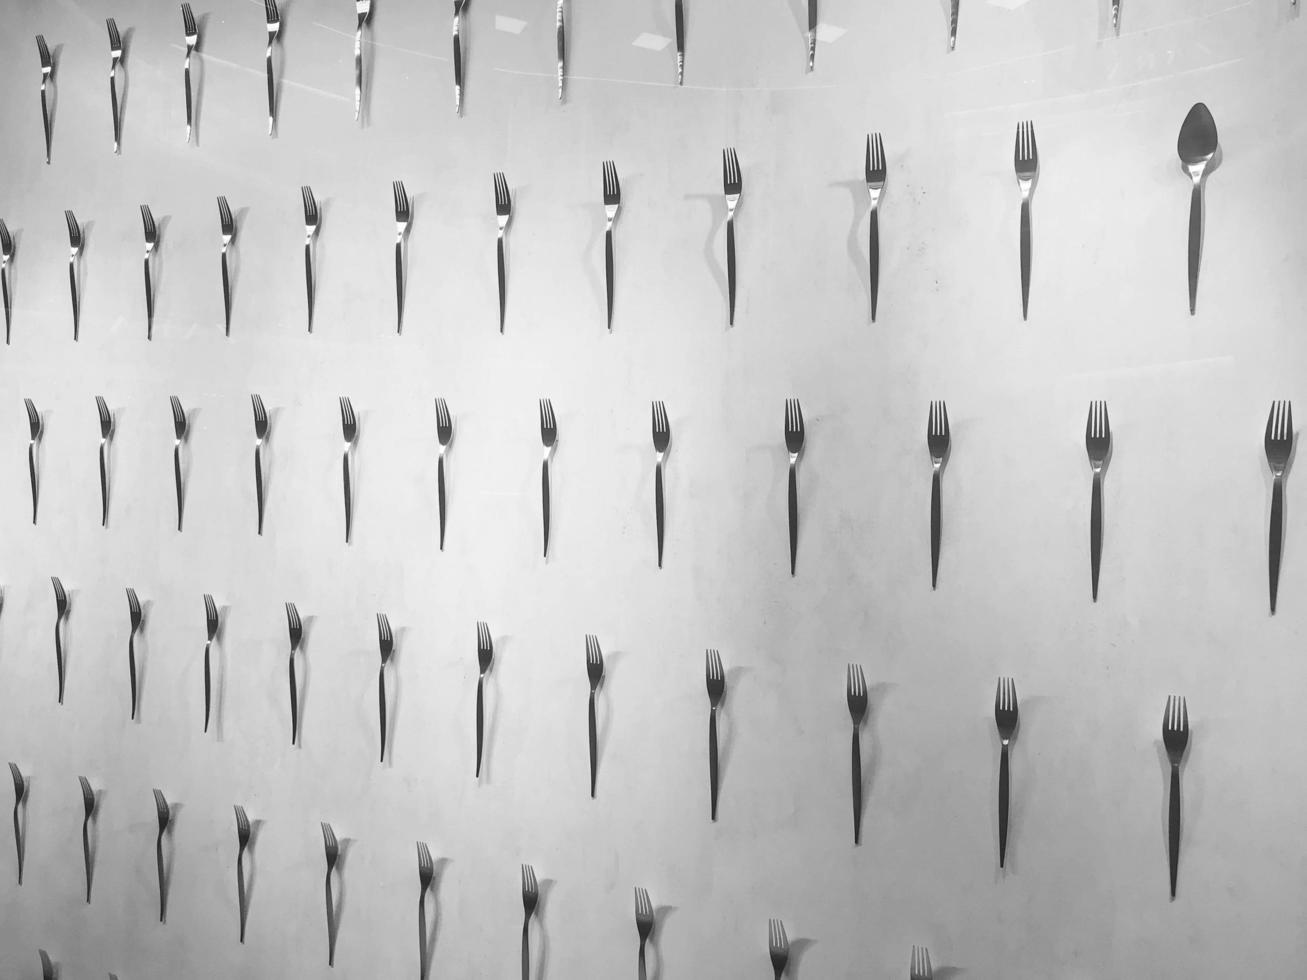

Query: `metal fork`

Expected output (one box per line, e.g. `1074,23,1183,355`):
107,19,123,154
555,0,566,101
540,399,558,558
234,805,251,942
1085,401,1111,602
264,0,280,135
722,148,742,325
994,676,1018,868
24,399,41,525
79,776,94,902
37,35,54,164
340,397,357,543
141,205,157,339
1,219,13,342
910,944,933,980
435,398,453,549
1266,400,1294,615
286,602,303,744
153,789,170,922
585,634,604,798
182,4,198,143
652,401,671,568
521,863,539,980
1163,695,1190,899
634,886,654,980
51,577,68,704
602,161,621,331
927,400,950,589
126,588,142,720
9,763,25,886
252,394,269,535
96,396,113,527
1112,0,1121,33
66,210,82,340
865,133,886,321
768,918,789,979
170,396,187,532
355,0,373,122
806,0,817,71
948,0,960,51
494,172,512,332
452,0,466,115
476,620,493,778
377,613,393,763
393,180,411,332
322,822,340,965
847,664,867,845
417,842,434,979
302,186,319,332
1014,120,1039,320
705,648,725,821
200,594,219,733
39,950,53,980
674,0,685,84
217,196,235,335
784,398,804,576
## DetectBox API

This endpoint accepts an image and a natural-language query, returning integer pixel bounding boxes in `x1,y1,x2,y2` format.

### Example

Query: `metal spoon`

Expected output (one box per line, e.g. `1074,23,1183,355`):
1177,103,1218,316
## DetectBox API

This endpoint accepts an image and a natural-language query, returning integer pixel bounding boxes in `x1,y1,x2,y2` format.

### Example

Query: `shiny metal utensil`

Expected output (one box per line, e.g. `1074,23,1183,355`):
340,397,357,543
555,0,566,101
539,399,557,558
9,763,25,886
846,664,867,844
96,396,113,526
417,842,434,979
141,205,157,339
252,394,269,535
355,0,374,122
302,186,319,332
602,161,621,331
393,180,411,333
1013,120,1038,320
910,945,933,980
864,133,886,322
322,822,340,964
1265,400,1293,615
1177,103,1218,315
722,148,742,325
51,577,68,703
0,219,12,342
182,4,198,143
234,805,251,941
126,588,142,720
806,0,817,71
106,19,123,154
203,594,218,733
435,398,454,549
24,399,41,525
493,172,512,331
927,400,950,589
264,0,280,135
1085,401,1111,601
768,918,789,979
377,613,393,762
585,634,604,798
948,0,960,50
37,35,54,164
452,0,466,115
705,648,725,820
475,620,493,777
652,401,670,568
784,398,804,576
674,0,684,84
1162,695,1190,899
153,789,170,922
994,676,1018,868
634,886,654,980
79,776,94,902
286,602,303,744
66,210,82,340
217,196,235,335
521,863,539,980
170,396,187,532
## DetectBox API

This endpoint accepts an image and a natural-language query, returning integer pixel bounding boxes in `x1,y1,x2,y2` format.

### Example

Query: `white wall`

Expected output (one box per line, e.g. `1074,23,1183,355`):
2,0,1307,977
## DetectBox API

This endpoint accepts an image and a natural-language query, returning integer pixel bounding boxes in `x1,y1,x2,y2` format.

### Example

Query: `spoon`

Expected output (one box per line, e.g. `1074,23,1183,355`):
1177,103,1218,315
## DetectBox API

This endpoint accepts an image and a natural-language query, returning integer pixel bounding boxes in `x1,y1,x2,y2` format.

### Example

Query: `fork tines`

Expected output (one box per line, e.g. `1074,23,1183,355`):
204,593,218,638
107,18,122,52
218,196,234,235
141,204,157,243
182,3,197,37
846,663,867,720
302,186,319,227
910,944,933,980
170,395,186,438
265,0,280,25
1164,694,1189,740
286,601,302,647
253,394,268,435
1014,119,1037,169
539,399,557,443
340,396,356,438
494,172,511,217
768,918,789,965
417,840,433,886
1266,400,1294,614
235,804,250,843
393,180,410,224
322,820,338,859
634,885,653,926
65,211,81,249
37,34,52,69
521,863,538,908
602,160,621,206
722,147,742,194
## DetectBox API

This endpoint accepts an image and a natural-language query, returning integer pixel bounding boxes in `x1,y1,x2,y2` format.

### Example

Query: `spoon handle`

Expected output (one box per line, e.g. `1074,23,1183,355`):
1187,180,1202,315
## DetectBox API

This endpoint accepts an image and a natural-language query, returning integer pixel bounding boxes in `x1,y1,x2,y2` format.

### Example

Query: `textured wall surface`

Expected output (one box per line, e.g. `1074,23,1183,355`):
1,0,1306,977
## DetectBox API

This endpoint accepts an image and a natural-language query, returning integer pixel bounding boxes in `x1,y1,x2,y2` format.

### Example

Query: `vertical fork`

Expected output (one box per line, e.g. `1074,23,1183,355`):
602,161,621,331
1265,400,1294,615
141,205,157,339
340,397,358,543
864,133,886,321
393,181,411,333
264,0,280,135
784,399,804,576
322,822,340,965
1,219,14,342
252,395,269,535
994,676,1019,868
585,635,604,798
96,396,113,527
203,594,218,733
170,396,187,532
39,950,53,980
234,805,251,942
651,401,671,568
768,918,790,979
286,602,303,744
377,613,393,763
521,863,539,980
1085,401,1111,601
106,19,123,154
674,0,684,84
217,196,235,335
452,0,465,115
126,588,142,720
927,400,951,589
355,0,373,122
1162,695,1190,899
9,764,25,886
51,577,68,704
1014,121,1039,320
493,173,512,332
153,789,170,922
79,776,95,902
634,886,654,980
705,649,725,820
910,944,934,980
555,0,566,101
65,210,82,340
37,36,54,165
539,399,557,558
722,148,742,325
475,621,493,777
948,0,960,51
417,842,434,979
435,398,453,549
182,4,198,143
302,186,319,332
806,0,817,71
24,399,41,525
846,664,868,845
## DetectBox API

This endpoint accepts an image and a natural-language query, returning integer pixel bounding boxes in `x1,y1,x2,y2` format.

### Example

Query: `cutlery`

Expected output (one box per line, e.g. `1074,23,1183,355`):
286,602,303,744
806,0,817,71
705,648,725,820
355,0,374,122
37,35,54,164
202,594,218,733
8,763,24,886
927,400,950,589
0,219,13,342
182,4,198,143
107,19,123,154
322,822,340,965
66,210,82,340
911,945,933,980
864,133,886,321
493,172,512,331
340,397,357,543
141,205,157,339
24,399,41,525
234,805,251,942
96,397,113,526
521,863,538,980
39,951,53,980
435,398,453,549
475,621,493,778
994,676,1018,868
51,577,68,704
634,886,654,980
377,613,393,763
264,0,280,135
768,918,789,979
674,0,684,84
252,395,269,535
846,664,867,845
1177,103,1218,315
652,401,671,567
1162,695,1190,898
153,789,170,922
602,161,621,331
948,0,960,50
417,842,434,979
217,196,235,335
393,180,411,332
170,396,188,532
539,399,558,557
79,776,94,902
1111,0,1121,33
1085,401,1110,601
1265,400,1294,615
784,398,804,576
302,186,319,332
555,0,566,101
126,588,142,720
585,634,604,798
452,0,465,114
1014,120,1038,320
722,148,742,324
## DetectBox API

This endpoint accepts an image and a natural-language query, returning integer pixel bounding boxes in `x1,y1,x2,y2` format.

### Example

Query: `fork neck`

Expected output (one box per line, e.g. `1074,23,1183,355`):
655,450,665,465
867,187,882,209
1271,465,1286,481
605,205,619,225
1090,460,1103,476
1017,177,1033,201
788,451,799,466
931,456,943,472
726,197,739,217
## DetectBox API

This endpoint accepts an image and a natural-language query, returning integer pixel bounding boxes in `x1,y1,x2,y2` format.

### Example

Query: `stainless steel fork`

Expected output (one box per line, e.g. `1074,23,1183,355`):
141,205,157,339
1162,695,1190,899
602,161,621,331
452,0,466,115
322,822,340,965
555,0,566,101
252,394,269,535
493,172,512,331
994,676,1018,868
126,588,142,720
784,398,804,576
927,400,950,589
96,396,113,527
51,577,68,704
286,602,303,744
652,401,670,568
355,0,374,122
705,648,725,820
476,620,493,777
377,613,393,763
435,398,454,549
768,918,789,979
806,0,817,71
37,36,54,164
393,180,411,333
66,210,82,340
182,4,198,143
264,0,280,135
0,219,12,342
539,399,557,558
1014,121,1039,320
865,133,886,322
106,19,123,154
585,634,604,798
9,763,25,886
722,148,742,325
24,399,41,525
910,944,933,980
340,397,357,543
79,776,94,902
302,186,319,332
1266,400,1294,615
170,396,187,532
521,864,539,980
153,789,170,922
217,196,235,335
1085,401,1111,602
417,842,434,979
634,886,654,980
846,664,867,844
203,594,218,733
234,805,251,941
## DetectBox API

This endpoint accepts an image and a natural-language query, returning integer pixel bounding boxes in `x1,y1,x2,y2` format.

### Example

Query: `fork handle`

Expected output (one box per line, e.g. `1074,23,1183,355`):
639,942,647,980
930,469,942,589
452,13,462,115
998,743,1010,868
437,455,447,550
325,869,337,965
1270,475,1284,615
289,654,299,745
1168,763,1181,898
588,690,598,798
265,45,275,135
1019,197,1031,320
184,53,193,143
1187,180,1202,315
851,727,862,845
378,664,387,763
3,265,12,343
100,442,108,526
674,0,684,84
343,450,353,544
129,634,138,720
726,215,736,325
41,83,52,164
354,28,363,122
807,28,816,72
496,233,506,332
521,919,530,980
868,206,879,322
254,445,265,536
541,458,551,559
708,707,719,821
556,5,565,101
54,619,65,704
221,250,232,335
236,847,247,942
12,801,22,885
948,0,959,50
143,255,154,340
304,242,314,332
605,226,615,331
787,461,798,576
82,816,92,902
69,257,79,341
174,443,184,532
156,830,166,922
655,460,665,568
203,643,212,733
395,241,404,332
28,443,38,525
418,893,429,979
1090,471,1103,602
475,675,485,777
109,70,120,153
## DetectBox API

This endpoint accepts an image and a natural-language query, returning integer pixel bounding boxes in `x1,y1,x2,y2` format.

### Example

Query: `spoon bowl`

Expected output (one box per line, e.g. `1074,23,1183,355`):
1178,102,1218,180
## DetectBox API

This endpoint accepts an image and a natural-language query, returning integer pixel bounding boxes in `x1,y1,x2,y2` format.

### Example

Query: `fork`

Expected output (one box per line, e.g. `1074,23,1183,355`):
493,172,512,332
435,398,453,549
633,886,654,979
153,789,170,922
217,196,235,335
79,776,94,902
8,763,24,886
170,396,187,532
322,822,340,965
865,133,886,321
846,664,867,845
674,0,684,84
652,401,671,568
37,35,54,164
182,4,198,143
806,0,817,71
66,210,82,340
141,205,157,339
264,0,280,135
475,620,494,777
555,0,566,101
769,918,789,979
910,944,933,980
540,399,558,558
1,219,13,342
1162,695,1190,899
24,399,42,525
252,394,269,534
355,0,373,122
452,0,466,114
51,577,68,704
602,161,621,331
126,588,142,720
1085,401,1111,602
1265,400,1294,615
705,648,725,820
393,181,411,332
722,148,742,325
377,613,393,763
1014,121,1039,320
96,396,113,527
234,805,251,942
340,397,358,543
948,0,960,50
107,19,123,154
203,594,218,733
302,186,319,332
417,842,434,979
994,676,1018,868
927,400,950,589
521,863,539,980
784,399,804,576
286,602,303,744
585,635,605,798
